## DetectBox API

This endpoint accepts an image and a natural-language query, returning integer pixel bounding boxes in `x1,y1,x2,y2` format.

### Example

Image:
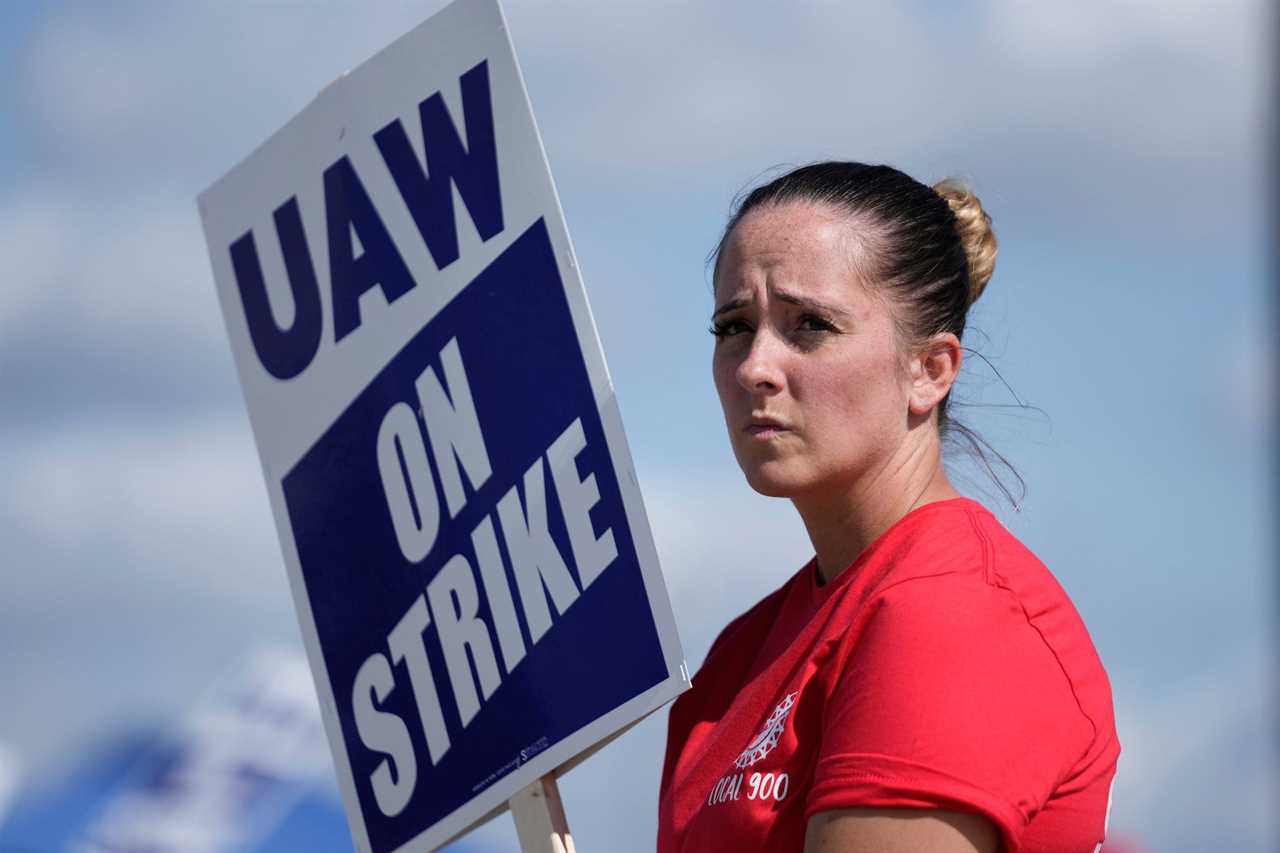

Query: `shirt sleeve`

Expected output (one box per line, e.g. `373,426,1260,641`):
806,571,1094,851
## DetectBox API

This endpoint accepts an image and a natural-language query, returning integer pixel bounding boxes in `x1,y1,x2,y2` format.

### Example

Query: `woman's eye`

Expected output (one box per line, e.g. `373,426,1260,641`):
797,314,838,333
709,319,750,339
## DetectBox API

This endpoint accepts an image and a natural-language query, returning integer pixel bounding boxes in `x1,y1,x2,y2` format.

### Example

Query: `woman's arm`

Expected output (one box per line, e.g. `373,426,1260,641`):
803,807,999,853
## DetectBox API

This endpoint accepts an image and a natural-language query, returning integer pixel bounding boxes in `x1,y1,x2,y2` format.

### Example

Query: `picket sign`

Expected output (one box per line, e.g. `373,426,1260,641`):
196,0,688,850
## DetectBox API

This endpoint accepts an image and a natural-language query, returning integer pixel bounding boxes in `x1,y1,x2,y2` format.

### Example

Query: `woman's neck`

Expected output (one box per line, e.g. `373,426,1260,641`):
795,438,960,586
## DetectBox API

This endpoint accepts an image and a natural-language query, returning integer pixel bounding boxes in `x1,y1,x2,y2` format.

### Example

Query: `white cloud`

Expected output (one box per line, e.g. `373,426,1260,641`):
0,193,225,354
640,466,813,659
501,0,1266,220
1111,650,1277,850
13,0,1266,216
16,3,438,177
2,418,289,610
0,744,18,828
1212,315,1277,445
0,196,64,333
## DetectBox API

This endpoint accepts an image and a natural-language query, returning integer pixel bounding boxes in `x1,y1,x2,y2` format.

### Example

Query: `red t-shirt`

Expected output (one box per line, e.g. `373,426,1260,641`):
658,497,1119,853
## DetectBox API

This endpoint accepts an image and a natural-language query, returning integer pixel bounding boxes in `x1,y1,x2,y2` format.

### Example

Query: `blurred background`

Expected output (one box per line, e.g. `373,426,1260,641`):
0,1,1273,851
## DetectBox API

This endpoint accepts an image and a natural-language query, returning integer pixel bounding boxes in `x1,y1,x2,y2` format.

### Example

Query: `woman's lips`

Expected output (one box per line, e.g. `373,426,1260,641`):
745,418,789,437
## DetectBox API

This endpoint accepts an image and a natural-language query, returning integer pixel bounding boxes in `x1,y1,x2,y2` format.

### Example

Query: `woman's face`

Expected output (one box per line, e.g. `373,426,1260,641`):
711,201,913,501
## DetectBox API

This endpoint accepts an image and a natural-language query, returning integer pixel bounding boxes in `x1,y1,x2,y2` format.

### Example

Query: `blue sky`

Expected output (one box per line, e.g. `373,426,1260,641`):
0,1,1273,851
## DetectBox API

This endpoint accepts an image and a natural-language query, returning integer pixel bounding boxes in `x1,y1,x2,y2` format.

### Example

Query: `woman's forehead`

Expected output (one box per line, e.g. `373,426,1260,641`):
728,201,850,256
715,201,879,303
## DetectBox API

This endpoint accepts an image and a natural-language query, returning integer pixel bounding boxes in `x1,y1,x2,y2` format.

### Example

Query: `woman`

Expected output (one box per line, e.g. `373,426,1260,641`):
657,163,1118,853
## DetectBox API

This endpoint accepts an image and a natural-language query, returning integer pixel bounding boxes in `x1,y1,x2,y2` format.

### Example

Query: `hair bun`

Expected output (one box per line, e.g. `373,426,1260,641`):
932,179,997,305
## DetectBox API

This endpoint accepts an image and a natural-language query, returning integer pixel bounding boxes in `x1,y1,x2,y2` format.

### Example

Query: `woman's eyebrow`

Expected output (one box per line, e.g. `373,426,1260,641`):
713,291,849,320
773,289,848,318
712,297,751,319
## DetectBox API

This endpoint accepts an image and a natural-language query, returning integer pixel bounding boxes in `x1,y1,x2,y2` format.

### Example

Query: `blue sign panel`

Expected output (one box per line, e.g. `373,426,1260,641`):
282,220,667,851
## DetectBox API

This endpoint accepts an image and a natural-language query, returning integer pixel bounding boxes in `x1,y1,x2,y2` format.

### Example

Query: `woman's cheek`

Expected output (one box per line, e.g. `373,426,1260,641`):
712,370,741,421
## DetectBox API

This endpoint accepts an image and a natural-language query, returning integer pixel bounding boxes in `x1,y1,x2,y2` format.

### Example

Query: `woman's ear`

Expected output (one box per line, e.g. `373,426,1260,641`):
908,333,962,416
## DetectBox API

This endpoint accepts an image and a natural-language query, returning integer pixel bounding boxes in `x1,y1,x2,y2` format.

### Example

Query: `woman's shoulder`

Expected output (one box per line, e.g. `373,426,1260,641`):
857,498,1118,761
867,498,1079,615
905,499,1104,668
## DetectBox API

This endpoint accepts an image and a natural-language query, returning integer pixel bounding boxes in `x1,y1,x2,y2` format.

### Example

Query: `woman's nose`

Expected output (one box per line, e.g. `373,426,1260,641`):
736,330,785,395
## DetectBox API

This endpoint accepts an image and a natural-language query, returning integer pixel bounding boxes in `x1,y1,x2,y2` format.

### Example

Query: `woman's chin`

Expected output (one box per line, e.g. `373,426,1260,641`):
739,464,810,499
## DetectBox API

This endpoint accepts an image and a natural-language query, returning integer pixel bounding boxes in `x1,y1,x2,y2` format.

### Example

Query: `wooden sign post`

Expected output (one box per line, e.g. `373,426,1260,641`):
510,775,576,853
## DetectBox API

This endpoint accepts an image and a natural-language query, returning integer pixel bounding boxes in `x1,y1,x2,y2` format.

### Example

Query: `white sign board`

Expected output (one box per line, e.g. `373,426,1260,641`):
197,1,689,850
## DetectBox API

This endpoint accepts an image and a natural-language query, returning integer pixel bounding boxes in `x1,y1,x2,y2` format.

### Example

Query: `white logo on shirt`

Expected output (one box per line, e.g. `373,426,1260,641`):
734,692,797,769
